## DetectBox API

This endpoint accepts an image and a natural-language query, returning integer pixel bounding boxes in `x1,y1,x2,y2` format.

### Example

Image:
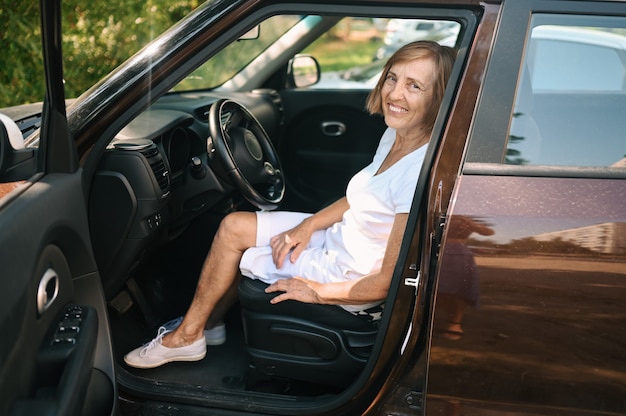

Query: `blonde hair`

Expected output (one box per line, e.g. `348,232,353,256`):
366,40,456,133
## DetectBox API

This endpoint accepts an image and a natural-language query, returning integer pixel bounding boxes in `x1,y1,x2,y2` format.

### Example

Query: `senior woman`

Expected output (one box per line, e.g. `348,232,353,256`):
125,40,456,368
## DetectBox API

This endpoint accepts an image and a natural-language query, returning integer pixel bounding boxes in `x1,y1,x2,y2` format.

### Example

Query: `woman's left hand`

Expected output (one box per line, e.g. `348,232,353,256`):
265,277,323,304
269,221,314,269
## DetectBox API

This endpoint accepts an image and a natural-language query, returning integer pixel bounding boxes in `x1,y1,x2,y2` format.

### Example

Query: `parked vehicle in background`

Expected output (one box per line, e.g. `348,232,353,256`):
374,18,460,60
312,58,385,89
508,24,626,166
314,30,456,89
1,1,625,415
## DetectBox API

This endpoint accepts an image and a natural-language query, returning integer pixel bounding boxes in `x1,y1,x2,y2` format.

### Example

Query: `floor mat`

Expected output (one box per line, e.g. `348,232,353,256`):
111,306,250,391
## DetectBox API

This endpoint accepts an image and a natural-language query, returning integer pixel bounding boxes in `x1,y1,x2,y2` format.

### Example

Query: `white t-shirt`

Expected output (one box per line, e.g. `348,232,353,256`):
324,127,426,279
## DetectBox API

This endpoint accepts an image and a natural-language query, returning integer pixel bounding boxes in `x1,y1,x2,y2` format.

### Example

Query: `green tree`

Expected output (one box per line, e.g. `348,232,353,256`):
0,0,198,108
0,2,44,106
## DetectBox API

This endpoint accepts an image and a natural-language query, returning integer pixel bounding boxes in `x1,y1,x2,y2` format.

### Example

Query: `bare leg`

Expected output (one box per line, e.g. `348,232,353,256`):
438,294,466,340
162,211,257,348
205,274,241,329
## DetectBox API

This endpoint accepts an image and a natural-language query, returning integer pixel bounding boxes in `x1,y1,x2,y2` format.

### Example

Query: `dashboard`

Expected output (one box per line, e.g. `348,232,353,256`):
89,90,284,298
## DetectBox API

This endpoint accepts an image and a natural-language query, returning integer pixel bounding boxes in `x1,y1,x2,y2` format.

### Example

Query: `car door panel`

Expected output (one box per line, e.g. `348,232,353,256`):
278,89,386,211
0,1,116,411
0,173,114,416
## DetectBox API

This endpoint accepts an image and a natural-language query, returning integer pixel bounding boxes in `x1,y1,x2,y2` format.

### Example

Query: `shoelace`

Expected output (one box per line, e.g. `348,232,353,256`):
139,326,169,357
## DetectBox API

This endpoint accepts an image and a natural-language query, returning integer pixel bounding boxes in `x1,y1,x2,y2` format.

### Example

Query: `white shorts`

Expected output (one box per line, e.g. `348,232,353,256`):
239,211,381,313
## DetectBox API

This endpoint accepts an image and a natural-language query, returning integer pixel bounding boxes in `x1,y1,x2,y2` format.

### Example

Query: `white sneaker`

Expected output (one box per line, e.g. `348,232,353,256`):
204,323,226,346
124,326,206,369
153,316,225,346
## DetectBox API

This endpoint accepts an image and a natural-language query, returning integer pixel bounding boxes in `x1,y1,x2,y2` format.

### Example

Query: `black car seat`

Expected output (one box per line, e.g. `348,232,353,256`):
238,277,379,388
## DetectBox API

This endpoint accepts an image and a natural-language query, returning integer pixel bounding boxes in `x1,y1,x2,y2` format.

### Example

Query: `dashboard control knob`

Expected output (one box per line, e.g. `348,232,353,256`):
190,156,206,179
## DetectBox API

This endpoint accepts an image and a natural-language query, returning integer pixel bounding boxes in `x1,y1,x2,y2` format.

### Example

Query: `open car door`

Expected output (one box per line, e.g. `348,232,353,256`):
0,1,116,415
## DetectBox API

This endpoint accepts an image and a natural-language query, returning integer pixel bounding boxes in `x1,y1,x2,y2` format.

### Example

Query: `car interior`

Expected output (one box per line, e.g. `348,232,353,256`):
96,87,386,397
99,91,388,395
87,10,462,406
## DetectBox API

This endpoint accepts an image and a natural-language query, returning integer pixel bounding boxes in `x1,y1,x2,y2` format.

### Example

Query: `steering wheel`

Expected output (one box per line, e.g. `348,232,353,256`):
208,99,285,210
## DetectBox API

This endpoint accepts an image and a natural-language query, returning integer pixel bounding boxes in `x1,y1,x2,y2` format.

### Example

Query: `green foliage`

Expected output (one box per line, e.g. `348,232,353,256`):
0,2,44,106
1,5,382,109
303,20,382,72
0,0,198,108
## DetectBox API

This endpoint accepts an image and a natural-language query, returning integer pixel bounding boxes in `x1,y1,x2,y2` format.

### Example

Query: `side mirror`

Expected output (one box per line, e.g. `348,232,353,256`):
239,25,260,40
288,55,320,88
0,113,36,181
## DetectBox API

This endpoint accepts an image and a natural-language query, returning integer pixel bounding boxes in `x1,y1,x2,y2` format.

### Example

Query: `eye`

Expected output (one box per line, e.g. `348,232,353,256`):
410,82,422,90
385,74,397,83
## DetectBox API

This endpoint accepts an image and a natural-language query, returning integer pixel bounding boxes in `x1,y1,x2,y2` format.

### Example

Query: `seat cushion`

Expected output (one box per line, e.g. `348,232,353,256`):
238,277,378,331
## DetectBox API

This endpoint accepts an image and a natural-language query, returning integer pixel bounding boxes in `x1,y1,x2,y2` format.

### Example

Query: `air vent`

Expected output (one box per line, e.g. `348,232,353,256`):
114,139,170,197
140,144,170,196
194,106,210,121
195,105,231,124
16,113,42,139
220,111,231,127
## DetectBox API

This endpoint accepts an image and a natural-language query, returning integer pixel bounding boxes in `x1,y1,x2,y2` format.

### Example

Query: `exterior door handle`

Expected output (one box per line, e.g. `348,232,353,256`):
321,121,346,137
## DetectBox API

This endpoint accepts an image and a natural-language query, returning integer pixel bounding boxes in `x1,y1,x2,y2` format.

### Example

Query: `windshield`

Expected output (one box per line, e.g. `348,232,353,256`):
172,15,304,91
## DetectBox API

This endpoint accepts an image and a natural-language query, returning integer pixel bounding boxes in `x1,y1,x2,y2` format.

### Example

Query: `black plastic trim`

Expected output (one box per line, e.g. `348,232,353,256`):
464,162,626,179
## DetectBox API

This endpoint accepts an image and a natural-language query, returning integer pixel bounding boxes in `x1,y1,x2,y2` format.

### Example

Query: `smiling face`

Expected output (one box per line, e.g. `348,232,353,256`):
380,57,437,139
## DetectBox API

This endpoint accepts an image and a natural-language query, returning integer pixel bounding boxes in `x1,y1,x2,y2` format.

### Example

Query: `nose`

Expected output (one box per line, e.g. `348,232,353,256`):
389,82,405,100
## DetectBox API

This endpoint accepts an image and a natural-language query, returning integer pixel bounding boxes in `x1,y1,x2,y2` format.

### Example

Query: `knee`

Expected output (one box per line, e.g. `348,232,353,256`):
215,211,256,248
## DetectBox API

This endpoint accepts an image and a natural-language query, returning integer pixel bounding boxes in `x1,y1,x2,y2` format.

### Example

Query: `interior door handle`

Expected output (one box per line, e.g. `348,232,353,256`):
37,268,59,316
321,121,346,137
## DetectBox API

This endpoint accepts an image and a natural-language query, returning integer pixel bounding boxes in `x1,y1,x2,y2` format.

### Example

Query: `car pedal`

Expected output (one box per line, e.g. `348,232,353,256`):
109,290,133,315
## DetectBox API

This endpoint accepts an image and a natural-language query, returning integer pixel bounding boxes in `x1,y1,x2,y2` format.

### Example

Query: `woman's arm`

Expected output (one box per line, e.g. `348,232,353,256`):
270,197,350,268
305,196,350,230
266,213,409,305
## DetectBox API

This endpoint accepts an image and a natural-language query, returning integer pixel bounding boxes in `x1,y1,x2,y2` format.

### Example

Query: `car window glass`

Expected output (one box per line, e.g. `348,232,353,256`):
0,4,43,202
305,17,460,90
172,15,303,91
1,2,200,202
506,15,626,168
